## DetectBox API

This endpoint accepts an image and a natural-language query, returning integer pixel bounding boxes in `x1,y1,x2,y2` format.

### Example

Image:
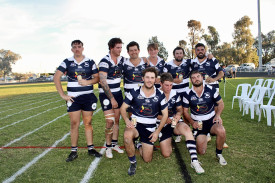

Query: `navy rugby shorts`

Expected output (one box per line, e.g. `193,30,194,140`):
136,122,156,145
99,91,123,111
66,93,97,112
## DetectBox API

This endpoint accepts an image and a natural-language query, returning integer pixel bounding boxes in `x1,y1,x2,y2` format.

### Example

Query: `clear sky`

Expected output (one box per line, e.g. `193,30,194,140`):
0,0,274,73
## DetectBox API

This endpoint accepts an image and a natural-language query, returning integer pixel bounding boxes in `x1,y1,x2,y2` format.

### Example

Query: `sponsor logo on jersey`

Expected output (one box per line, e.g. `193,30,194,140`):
137,94,144,99
206,62,210,66
127,66,132,70
84,62,89,67
196,104,208,112
140,105,153,115
191,95,197,101
70,63,76,67
152,96,159,102
205,92,210,98
145,99,150,103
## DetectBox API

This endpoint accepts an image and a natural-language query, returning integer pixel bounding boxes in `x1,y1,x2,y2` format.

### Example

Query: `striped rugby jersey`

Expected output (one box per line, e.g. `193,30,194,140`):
122,58,148,91
190,57,222,88
148,56,166,88
165,89,182,118
182,84,221,121
98,54,124,93
163,59,192,93
124,87,168,124
57,56,98,97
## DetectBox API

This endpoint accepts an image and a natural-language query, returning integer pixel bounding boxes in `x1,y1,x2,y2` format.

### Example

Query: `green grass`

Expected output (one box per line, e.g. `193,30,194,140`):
0,78,274,183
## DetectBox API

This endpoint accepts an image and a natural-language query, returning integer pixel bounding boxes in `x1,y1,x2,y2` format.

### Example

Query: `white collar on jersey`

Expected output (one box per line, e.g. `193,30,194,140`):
191,83,206,98
140,86,157,98
124,57,145,67
68,56,90,65
193,57,208,65
148,56,162,66
167,59,187,67
107,53,122,66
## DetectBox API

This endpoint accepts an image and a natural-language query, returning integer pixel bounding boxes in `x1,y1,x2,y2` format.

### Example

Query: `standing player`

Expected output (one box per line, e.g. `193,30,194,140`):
146,43,166,88
54,40,102,162
98,38,125,158
163,47,192,143
122,41,148,94
190,43,224,92
182,71,227,166
121,67,168,176
157,73,204,174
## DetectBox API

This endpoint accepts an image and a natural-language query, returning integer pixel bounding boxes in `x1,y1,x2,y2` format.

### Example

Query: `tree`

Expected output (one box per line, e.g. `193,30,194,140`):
254,30,275,64
0,49,21,79
202,26,220,53
215,42,235,66
232,16,257,65
187,20,204,58
148,36,169,61
179,40,192,59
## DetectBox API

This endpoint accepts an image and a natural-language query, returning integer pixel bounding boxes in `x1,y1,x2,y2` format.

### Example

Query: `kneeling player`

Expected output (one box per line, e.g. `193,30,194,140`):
157,73,204,174
120,67,168,176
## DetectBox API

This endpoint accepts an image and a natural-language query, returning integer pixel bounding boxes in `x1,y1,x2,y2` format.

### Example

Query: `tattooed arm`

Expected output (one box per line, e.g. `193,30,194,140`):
99,71,118,108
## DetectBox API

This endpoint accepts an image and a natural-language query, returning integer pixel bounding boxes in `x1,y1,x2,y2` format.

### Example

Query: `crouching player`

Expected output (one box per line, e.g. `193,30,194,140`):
182,71,227,166
120,67,168,176
157,73,204,174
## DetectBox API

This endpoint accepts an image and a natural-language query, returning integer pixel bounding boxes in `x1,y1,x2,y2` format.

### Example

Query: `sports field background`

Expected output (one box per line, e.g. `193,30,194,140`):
0,78,274,183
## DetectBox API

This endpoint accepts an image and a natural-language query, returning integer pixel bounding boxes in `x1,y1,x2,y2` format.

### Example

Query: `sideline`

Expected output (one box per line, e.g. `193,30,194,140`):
2,107,102,183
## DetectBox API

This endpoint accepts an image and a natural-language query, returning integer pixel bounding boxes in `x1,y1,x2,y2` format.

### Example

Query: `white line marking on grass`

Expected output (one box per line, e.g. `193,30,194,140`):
0,105,64,131
0,93,56,108
2,108,102,183
0,97,60,114
80,143,106,183
0,99,62,120
0,110,67,149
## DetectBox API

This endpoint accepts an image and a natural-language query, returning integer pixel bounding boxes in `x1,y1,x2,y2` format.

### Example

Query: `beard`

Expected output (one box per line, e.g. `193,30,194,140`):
144,83,154,90
175,58,183,62
193,81,203,87
197,53,206,59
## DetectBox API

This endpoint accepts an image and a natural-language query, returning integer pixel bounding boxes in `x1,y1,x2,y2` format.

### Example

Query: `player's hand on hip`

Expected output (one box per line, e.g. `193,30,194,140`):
61,94,74,102
111,98,118,109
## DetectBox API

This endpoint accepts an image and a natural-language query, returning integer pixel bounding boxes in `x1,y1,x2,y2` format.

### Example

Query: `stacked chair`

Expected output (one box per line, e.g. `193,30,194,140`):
232,78,275,126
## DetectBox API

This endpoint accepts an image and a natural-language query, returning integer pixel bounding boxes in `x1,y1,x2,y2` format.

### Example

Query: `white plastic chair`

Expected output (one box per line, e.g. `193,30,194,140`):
267,80,275,98
243,87,267,119
258,90,275,126
262,79,273,97
232,83,251,109
240,85,261,112
254,79,264,86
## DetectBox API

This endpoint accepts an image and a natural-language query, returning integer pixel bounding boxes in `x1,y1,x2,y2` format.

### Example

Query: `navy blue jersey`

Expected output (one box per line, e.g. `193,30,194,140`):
190,57,222,87
57,56,98,97
98,54,124,93
166,90,182,118
182,84,221,121
163,59,192,93
122,58,148,92
148,56,166,88
124,87,168,124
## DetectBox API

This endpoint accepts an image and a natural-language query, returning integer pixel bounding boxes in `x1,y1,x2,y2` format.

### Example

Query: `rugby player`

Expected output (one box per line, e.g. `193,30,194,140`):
120,67,168,176
157,72,204,174
182,71,227,166
54,40,102,162
98,38,125,158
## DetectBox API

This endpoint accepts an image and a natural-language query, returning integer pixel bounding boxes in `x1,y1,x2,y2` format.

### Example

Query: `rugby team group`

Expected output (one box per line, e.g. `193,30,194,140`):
53,38,227,176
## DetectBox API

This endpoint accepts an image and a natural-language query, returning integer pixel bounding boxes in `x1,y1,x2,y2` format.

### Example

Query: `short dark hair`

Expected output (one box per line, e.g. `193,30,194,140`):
108,38,123,50
142,67,158,78
127,41,140,52
147,43,158,51
173,47,185,56
190,70,203,78
160,73,173,83
195,43,205,49
71,40,83,47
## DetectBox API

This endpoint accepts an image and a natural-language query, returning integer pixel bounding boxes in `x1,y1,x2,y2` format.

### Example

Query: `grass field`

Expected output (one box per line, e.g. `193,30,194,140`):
0,79,274,183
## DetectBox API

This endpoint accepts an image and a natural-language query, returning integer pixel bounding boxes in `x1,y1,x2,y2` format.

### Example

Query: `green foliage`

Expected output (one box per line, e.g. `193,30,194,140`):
179,40,192,59
148,36,169,61
254,30,275,64
202,26,220,53
187,20,204,58
0,49,21,79
232,16,258,65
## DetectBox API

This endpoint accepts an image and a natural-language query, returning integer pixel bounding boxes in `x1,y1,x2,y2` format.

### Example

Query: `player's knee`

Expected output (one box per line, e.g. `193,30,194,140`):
216,126,226,137
123,131,133,143
161,151,172,158
197,148,206,155
70,120,79,129
143,157,152,163
84,122,93,131
105,119,114,128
